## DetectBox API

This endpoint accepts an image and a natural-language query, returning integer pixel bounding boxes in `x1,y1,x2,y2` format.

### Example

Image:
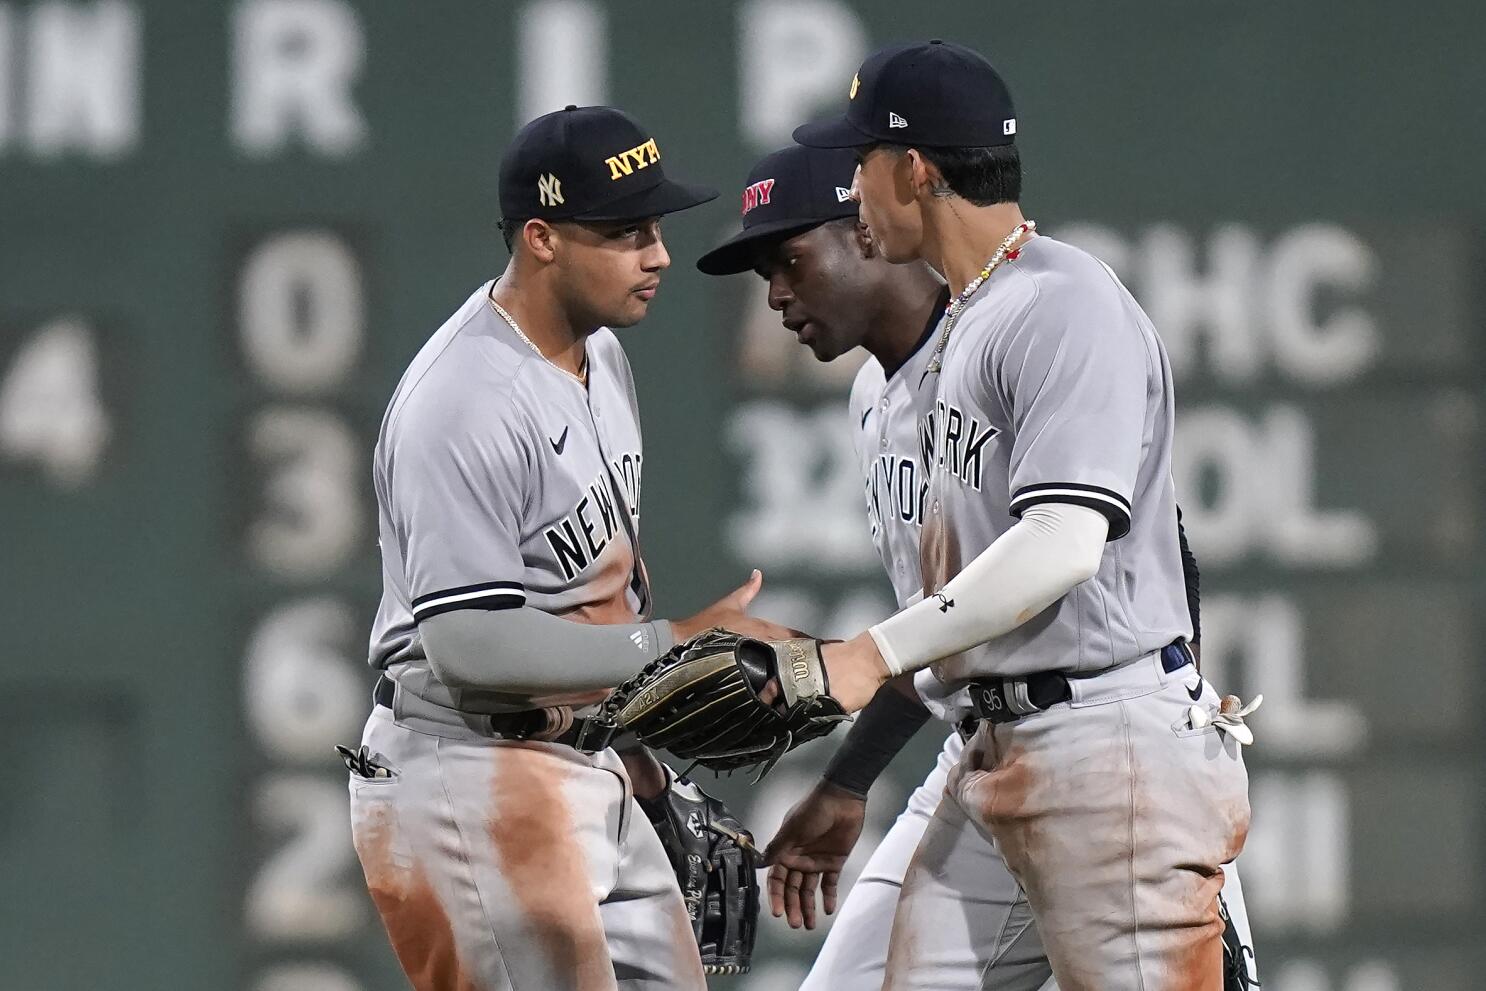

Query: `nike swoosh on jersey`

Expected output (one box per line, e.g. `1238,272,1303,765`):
551,426,569,454
1187,681,1203,701
861,407,873,428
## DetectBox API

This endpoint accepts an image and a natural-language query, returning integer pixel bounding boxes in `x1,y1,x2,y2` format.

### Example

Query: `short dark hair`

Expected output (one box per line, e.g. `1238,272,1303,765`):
499,218,526,253
881,143,1021,206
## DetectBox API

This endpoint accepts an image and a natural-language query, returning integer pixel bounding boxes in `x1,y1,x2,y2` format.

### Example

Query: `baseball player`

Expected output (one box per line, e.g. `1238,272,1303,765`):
697,144,1256,989
346,105,790,991
786,42,1257,990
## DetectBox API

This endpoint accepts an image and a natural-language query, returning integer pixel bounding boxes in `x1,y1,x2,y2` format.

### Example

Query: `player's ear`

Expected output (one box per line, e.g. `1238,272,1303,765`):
522,219,558,263
853,220,877,260
905,148,937,200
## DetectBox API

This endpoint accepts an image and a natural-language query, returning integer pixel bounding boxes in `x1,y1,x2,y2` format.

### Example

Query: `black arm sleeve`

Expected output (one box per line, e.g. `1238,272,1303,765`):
822,682,931,798
1177,504,1201,644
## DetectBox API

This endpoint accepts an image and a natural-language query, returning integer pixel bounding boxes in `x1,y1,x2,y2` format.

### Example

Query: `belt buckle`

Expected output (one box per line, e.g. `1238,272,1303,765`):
571,719,617,754
971,680,1017,724
971,678,1041,724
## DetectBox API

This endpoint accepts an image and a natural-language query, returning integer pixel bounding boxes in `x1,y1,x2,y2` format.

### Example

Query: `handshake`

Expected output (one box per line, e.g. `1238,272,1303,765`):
603,626,849,781
598,568,889,779
602,570,890,974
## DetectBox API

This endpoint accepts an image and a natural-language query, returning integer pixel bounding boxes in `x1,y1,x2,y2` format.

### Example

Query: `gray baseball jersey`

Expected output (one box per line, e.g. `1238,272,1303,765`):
918,235,1191,680
848,294,946,611
823,281,1257,991
368,281,657,710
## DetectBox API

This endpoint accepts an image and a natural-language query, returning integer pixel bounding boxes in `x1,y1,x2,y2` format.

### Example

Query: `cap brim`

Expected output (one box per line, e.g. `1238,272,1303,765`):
792,115,878,149
696,216,843,276
575,178,719,222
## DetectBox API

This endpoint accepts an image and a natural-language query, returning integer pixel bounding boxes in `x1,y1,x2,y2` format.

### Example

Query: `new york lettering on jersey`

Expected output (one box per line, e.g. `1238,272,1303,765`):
918,236,1192,680
542,450,644,583
849,297,945,610
920,397,998,492
366,282,650,708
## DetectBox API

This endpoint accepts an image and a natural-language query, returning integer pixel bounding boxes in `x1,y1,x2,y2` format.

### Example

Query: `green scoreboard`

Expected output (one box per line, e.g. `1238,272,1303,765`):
2,2,1482,990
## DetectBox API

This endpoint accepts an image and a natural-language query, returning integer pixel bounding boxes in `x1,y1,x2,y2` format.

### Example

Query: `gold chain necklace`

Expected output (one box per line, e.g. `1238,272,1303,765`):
925,220,1036,374
487,289,587,385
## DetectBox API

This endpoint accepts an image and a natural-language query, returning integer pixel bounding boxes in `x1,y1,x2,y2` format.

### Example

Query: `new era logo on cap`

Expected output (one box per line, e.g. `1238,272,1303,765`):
695,145,862,277
793,41,1019,150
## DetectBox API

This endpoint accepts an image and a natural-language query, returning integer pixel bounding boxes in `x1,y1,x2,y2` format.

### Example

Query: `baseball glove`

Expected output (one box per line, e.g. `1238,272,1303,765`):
638,771,760,975
603,628,850,779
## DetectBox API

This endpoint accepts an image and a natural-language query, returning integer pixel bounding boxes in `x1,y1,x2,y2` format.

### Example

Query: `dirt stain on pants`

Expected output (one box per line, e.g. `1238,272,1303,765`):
353,802,485,991
488,744,615,991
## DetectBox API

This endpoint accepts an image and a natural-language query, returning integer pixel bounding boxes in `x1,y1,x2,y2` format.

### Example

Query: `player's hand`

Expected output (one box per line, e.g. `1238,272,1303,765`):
819,634,892,713
763,780,866,930
670,569,804,643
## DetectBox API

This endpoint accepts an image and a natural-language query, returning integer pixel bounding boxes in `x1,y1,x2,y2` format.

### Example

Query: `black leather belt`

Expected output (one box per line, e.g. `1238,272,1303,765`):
373,675,617,753
965,671,1074,725
959,640,1195,733
373,674,395,708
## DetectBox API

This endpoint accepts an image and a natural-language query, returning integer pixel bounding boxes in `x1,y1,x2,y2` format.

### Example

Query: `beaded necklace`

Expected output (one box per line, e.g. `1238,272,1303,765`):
925,220,1036,374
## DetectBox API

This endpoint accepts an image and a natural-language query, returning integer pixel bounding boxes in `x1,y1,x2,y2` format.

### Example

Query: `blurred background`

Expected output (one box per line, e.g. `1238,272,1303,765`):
2,1,1482,989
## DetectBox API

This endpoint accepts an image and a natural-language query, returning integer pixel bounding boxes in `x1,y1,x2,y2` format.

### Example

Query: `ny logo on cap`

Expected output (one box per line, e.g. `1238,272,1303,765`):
741,178,775,216
835,186,853,202
537,173,564,206
888,112,908,129
604,137,661,181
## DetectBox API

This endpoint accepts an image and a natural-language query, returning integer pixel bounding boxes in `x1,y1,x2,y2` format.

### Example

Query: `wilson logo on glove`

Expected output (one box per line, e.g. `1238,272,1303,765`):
600,628,850,780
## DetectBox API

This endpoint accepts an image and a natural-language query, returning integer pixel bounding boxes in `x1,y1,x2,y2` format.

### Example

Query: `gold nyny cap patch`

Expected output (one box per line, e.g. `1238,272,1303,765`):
604,137,661,181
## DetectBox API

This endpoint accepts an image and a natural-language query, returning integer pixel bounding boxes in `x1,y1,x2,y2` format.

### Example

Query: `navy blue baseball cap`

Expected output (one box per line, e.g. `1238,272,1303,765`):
499,105,717,224
696,146,860,276
793,40,1017,150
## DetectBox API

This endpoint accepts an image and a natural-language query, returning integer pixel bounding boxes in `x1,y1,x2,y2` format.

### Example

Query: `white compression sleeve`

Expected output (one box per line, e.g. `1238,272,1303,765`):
868,502,1110,676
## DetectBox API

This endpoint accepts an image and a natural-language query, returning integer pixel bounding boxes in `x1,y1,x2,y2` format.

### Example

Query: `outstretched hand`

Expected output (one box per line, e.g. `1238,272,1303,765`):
670,569,804,643
763,781,868,930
